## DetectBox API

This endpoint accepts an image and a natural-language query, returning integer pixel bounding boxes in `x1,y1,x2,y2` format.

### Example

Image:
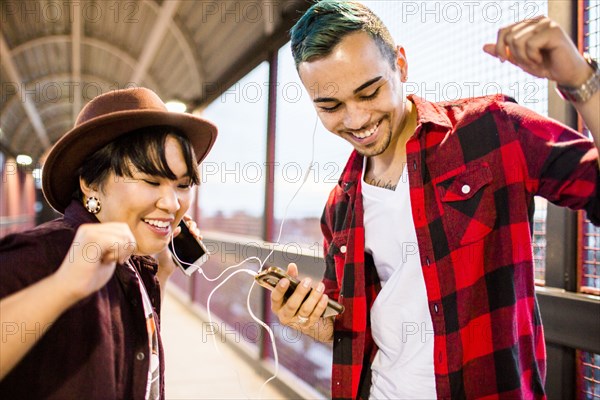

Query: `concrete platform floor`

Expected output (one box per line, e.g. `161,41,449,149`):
161,289,289,400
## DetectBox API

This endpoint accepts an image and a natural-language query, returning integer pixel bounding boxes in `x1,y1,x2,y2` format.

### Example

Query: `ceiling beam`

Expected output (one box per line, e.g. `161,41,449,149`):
193,0,311,108
263,0,277,36
71,0,82,124
144,0,203,93
4,73,120,157
0,33,51,149
9,35,161,94
130,0,181,85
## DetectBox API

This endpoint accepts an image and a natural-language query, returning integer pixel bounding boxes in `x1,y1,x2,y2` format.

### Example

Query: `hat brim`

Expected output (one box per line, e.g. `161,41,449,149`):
42,110,217,214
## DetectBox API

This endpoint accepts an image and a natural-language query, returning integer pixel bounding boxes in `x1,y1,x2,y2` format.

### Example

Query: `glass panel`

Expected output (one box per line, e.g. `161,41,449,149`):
533,197,547,284
268,316,333,397
580,0,600,295
581,219,600,294
199,62,269,239
271,47,347,394
273,43,353,248
579,351,600,399
362,0,548,112
577,3,600,398
584,1,600,61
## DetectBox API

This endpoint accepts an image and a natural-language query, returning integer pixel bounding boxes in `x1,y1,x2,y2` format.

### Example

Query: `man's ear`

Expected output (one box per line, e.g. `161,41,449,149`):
396,46,408,82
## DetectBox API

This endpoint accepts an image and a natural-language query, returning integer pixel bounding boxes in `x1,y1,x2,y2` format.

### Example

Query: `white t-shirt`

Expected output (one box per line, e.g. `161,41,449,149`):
362,163,436,399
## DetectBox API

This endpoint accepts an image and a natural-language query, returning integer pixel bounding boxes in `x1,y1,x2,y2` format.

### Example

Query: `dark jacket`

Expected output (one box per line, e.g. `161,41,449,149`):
0,200,165,399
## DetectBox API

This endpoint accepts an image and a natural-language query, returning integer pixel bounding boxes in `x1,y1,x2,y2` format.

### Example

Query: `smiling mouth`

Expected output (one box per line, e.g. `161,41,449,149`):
349,120,380,140
143,218,171,233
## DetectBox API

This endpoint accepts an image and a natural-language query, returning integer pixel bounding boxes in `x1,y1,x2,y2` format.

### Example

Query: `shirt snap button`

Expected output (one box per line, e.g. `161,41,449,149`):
434,304,439,313
339,245,347,254
461,184,471,194
136,352,145,361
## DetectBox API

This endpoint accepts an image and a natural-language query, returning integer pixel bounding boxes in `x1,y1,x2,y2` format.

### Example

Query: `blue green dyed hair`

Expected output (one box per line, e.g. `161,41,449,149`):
291,1,396,69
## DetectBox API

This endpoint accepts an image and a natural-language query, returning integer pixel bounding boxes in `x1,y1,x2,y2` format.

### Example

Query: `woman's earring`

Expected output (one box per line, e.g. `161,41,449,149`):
85,196,101,214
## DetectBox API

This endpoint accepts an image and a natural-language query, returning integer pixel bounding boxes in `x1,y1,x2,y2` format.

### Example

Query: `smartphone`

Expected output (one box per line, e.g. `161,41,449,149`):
168,220,209,276
255,266,344,318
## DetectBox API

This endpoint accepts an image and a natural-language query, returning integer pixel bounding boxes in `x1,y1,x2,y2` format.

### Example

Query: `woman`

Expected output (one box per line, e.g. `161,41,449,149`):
0,87,217,399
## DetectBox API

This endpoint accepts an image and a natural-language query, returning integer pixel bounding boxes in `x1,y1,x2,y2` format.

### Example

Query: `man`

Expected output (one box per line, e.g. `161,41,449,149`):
270,1,600,399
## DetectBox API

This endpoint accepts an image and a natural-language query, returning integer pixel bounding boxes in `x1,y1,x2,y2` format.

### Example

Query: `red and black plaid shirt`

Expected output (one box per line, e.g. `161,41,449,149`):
321,94,600,399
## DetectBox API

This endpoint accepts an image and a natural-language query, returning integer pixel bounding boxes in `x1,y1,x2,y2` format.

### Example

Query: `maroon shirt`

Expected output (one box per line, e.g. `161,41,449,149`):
322,95,600,399
0,200,165,399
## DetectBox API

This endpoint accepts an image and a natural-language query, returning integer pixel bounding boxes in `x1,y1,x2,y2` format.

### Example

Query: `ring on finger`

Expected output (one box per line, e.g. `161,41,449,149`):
296,315,309,324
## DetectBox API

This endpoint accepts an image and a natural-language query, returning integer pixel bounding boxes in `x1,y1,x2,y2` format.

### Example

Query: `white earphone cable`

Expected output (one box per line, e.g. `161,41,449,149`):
169,115,320,398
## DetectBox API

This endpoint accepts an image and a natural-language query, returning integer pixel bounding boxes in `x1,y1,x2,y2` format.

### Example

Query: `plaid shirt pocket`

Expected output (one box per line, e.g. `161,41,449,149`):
437,162,496,246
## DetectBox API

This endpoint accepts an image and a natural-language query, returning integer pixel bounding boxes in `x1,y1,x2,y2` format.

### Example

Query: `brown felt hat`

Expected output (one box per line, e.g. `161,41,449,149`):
42,87,218,214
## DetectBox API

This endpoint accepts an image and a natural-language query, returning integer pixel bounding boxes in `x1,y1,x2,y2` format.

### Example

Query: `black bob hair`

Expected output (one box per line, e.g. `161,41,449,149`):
74,125,200,199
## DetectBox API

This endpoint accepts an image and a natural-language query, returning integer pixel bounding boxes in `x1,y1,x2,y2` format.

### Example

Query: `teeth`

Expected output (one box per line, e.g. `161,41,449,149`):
352,121,379,139
144,219,170,228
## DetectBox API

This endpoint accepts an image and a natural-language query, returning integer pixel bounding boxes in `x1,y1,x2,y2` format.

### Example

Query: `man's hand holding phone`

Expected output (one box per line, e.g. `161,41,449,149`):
269,263,336,343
